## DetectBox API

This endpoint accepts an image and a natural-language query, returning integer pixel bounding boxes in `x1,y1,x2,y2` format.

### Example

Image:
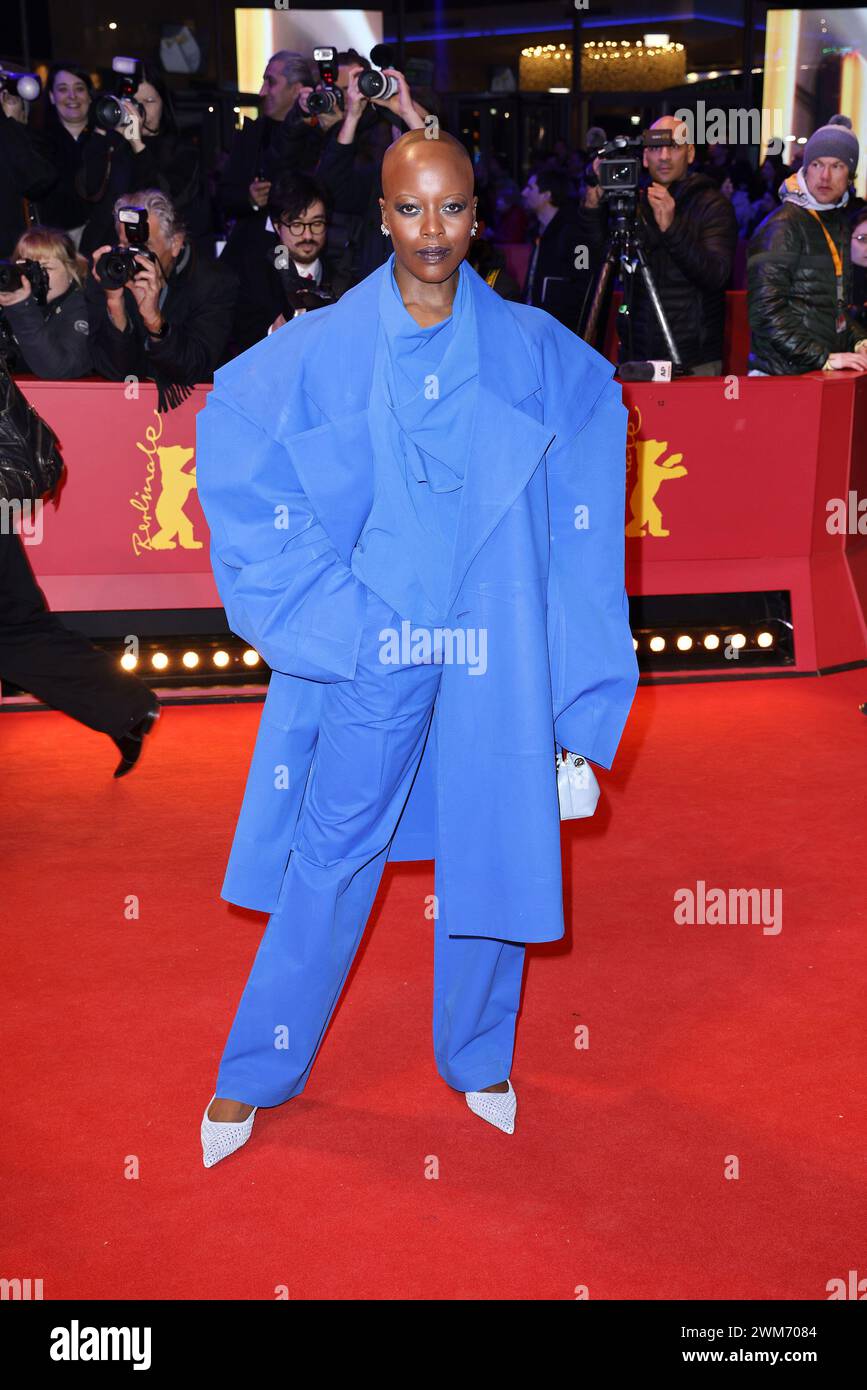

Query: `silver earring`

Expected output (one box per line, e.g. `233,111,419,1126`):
471,220,478,236
381,223,390,236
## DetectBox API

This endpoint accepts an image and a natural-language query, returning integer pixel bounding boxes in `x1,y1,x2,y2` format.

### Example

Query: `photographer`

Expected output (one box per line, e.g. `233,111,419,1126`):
86,64,210,250
0,227,91,378
521,168,602,330
748,117,867,374
584,115,737,373
33,63,134,258
0,83,58,257
315,64,430,282
215,51,319,223
221,172,353,354
86,189,238,410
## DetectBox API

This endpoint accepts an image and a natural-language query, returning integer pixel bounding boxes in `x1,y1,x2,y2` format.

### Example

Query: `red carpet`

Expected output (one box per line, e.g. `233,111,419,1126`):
2,672,865,1300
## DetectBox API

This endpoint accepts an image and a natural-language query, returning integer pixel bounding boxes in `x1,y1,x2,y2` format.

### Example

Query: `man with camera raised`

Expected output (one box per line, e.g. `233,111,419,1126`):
584,114,736,374
216,51,320,223
86,188,238,409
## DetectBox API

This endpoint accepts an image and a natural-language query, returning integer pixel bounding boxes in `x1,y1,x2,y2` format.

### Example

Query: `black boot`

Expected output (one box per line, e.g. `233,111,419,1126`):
112,694,161,778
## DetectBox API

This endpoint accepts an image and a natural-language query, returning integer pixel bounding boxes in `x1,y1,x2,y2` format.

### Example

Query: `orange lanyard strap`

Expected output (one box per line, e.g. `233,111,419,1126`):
807,209,844,309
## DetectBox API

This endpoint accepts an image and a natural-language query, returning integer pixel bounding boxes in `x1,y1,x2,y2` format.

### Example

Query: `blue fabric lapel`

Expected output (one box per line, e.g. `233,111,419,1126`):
280,257,557,609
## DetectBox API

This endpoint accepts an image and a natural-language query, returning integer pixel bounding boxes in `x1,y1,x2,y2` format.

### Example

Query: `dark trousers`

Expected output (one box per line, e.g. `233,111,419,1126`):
0,530,153,739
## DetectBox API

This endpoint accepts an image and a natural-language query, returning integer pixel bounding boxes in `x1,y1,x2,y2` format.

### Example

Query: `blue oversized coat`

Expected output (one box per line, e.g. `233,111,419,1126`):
196,258,637,943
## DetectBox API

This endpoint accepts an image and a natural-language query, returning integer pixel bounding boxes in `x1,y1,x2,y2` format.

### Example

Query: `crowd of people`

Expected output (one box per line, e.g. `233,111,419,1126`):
1,47,867,403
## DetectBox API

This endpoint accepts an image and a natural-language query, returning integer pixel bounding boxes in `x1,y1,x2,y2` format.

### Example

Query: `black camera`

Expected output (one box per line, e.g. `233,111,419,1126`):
0,259,50,304
358,41,399,100
595,130,674,197
94,56,145,132
307,46,344,116
98,206,157,289
286,285,336,316
0,68,41,102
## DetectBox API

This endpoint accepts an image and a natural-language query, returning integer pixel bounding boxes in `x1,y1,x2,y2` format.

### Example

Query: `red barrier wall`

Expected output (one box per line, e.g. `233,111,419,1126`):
15,371,867,676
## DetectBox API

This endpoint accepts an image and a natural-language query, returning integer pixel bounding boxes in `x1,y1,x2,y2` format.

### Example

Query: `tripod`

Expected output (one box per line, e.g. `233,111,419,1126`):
582,193,683,369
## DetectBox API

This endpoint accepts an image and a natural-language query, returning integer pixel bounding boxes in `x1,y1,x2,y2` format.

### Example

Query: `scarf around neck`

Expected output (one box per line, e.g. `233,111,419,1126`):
374,254,478,493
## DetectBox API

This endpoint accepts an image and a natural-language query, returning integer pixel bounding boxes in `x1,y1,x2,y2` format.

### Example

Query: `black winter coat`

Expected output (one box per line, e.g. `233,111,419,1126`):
747,199,864,374
524,202,604,332
215,114,325,222
2,283,92,379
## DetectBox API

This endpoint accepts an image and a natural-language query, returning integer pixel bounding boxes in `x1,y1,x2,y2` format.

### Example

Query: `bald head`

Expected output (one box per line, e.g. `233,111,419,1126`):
381,127,474,199
645,114,694,185
379,127,477,287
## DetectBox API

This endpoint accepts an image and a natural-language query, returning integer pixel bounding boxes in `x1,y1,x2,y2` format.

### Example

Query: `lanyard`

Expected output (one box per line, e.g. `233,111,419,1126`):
807,209,846,329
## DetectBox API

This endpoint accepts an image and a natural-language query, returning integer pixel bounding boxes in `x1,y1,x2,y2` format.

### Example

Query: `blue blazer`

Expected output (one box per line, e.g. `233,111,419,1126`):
196,258,638,943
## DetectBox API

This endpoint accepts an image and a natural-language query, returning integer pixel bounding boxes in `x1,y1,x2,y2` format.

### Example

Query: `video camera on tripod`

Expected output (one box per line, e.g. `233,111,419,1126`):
593,129,674,203
583,128,684,371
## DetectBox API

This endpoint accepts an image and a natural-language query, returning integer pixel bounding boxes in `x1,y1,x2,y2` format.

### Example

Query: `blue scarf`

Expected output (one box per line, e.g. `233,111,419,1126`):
358,255,479,624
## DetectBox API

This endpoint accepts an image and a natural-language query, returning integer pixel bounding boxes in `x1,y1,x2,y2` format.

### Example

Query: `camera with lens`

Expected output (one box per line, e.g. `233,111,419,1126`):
0,259,50,304
307,46,344,116
358,42,400,101
0,67,42,102
94,56,145,132
285,285,336,317
592,129,675,203
98,206,157,289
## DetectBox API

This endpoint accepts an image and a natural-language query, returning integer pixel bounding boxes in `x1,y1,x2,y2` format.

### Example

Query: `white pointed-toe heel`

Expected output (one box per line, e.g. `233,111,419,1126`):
465,1079,517,1134
201,1093,258,1168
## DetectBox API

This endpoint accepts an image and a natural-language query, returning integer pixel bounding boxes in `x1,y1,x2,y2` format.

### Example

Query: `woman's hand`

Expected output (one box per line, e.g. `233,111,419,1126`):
118,98,145,153
0,276,32,307
371,69,426,129
0,89,27,123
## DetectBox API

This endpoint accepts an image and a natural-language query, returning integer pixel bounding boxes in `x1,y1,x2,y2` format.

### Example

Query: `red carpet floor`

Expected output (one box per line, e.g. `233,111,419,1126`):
1,672,865,1300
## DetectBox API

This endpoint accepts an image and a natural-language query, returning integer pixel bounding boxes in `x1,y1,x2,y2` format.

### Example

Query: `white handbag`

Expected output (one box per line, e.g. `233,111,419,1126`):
556,749,600,820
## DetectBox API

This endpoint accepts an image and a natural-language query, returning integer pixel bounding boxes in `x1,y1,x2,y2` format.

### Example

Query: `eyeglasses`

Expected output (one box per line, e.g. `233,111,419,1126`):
279,217,327,235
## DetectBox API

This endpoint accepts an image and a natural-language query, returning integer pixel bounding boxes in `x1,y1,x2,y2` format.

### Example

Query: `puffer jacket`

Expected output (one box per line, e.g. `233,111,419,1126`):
584,171,737,366
747,197,863,373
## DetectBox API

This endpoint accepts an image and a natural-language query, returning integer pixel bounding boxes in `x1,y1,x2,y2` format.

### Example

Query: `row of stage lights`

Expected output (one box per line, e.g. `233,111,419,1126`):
120,648,261,672
114,630,781,679
633,630,777,654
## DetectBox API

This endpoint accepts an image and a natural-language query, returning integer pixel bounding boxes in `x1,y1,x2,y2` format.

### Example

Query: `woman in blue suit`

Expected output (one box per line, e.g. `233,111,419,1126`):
197,128,637,1166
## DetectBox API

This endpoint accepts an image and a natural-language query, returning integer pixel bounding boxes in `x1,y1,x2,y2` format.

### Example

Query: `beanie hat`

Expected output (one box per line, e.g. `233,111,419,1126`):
802,114,859,174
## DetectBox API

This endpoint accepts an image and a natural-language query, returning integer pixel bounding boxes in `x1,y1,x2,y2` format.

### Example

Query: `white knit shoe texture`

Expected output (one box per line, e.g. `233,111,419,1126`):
201,1094,258,1168
465,1079,517,1134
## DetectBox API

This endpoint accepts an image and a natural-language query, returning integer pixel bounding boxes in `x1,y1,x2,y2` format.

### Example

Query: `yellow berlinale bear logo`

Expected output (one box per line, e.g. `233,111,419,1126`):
625,406,687,539
131,411,201,554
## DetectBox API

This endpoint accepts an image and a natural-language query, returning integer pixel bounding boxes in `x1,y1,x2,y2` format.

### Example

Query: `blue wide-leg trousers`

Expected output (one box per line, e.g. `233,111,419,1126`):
215,590,525,1108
